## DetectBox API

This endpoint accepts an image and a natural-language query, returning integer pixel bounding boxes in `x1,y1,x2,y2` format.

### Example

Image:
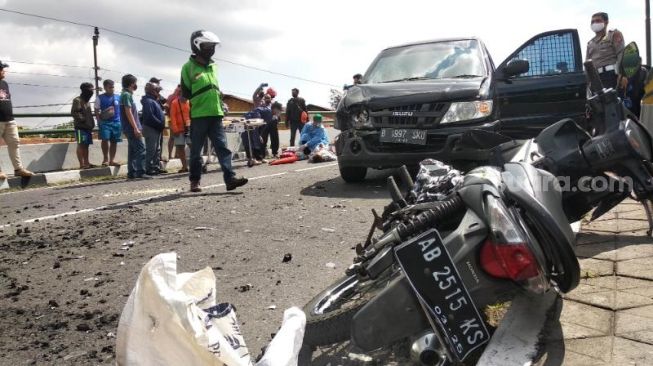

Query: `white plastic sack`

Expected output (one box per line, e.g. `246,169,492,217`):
116,253,305,366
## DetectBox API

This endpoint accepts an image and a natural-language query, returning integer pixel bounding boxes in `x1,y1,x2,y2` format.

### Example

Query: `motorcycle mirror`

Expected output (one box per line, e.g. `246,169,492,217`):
619,42,642,79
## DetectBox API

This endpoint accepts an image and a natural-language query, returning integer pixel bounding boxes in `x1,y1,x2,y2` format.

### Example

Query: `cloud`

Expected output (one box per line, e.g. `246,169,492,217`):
0,0,650,127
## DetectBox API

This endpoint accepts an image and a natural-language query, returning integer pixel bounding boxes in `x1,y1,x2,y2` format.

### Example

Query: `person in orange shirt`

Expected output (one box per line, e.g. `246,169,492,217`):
169,84,191,173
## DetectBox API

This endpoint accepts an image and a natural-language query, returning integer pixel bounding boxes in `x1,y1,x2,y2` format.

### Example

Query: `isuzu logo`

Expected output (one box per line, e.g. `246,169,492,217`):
392,111,414,117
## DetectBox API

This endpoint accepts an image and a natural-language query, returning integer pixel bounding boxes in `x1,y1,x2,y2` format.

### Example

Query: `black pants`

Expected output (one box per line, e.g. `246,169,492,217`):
289,121,303,146
261,123,279,156
598,70,618,90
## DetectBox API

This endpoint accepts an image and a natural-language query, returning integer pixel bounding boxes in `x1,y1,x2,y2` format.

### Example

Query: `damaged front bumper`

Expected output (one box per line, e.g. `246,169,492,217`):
335,120,519,169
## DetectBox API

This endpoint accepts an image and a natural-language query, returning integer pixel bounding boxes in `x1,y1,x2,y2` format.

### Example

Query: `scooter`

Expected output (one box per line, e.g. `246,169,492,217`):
300,48,653,365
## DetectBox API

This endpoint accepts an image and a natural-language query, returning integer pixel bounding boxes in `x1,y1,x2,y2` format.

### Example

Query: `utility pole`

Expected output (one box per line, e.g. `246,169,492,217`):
92,27,100,97
647,0,651,66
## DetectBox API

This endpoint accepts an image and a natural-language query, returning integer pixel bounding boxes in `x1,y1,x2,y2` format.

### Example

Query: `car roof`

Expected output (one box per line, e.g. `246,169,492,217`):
384,37,482,51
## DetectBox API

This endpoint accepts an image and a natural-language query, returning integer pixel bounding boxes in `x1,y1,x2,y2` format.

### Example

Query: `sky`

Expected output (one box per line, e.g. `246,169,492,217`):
0,0,649,128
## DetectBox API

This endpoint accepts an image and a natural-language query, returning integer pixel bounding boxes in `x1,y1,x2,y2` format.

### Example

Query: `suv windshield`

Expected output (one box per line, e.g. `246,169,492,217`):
365,40,486,84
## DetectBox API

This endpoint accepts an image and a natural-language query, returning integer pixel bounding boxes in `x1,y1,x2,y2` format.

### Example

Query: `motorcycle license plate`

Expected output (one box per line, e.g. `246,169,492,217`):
394,229,489,361
379,128,427,145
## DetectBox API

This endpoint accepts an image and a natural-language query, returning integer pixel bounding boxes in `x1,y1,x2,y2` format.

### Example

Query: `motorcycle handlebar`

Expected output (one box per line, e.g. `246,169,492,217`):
584,60,604,94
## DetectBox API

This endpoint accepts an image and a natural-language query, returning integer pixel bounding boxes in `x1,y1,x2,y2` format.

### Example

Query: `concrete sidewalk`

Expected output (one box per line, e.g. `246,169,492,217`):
537,200,653,365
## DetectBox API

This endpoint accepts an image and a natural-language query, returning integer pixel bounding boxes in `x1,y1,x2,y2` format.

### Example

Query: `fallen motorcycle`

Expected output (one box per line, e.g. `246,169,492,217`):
300,48,653,365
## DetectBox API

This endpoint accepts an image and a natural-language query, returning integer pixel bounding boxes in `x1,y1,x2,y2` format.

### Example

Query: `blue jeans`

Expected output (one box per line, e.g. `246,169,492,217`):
189,116,235,182
142,125,162,173
125,130,146,178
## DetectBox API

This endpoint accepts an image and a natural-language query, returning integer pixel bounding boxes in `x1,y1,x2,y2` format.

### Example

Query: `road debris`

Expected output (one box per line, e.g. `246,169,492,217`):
325,262,336,269
282,253,292,263
237,284,253,293
321,227,336,233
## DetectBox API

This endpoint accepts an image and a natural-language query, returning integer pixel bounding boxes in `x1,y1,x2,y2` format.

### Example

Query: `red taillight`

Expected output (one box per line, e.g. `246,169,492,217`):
480,239,540,281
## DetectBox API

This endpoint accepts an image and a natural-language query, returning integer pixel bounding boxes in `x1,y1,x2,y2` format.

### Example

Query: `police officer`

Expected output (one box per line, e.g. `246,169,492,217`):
180,30,248,192
586,11,626,90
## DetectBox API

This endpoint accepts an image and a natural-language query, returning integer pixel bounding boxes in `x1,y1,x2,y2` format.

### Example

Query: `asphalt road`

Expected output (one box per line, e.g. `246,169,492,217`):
0,160,401,365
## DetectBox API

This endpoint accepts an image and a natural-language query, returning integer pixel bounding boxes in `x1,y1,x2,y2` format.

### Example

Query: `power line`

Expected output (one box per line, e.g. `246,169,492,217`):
14,103,72,108
9,82,79,89
9,60,92,69
11,71,93,79
0,7,340,88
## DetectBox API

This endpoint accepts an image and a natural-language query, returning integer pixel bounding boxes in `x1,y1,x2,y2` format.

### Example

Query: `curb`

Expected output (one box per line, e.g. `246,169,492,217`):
0,156,227,191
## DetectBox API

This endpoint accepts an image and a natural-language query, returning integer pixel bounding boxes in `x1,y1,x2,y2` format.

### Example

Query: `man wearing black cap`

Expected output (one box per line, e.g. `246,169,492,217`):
0,60,33,181
285,88,307,146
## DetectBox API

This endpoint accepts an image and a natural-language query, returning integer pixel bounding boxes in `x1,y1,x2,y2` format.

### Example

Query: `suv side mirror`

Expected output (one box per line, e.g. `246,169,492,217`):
502,59,530,78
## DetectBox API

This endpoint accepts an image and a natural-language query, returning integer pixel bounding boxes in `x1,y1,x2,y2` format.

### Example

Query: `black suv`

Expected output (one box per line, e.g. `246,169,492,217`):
334,29,587,182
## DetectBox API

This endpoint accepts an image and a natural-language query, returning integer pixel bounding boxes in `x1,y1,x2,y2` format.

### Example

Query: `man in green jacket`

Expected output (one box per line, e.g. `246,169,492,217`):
180,30,248,192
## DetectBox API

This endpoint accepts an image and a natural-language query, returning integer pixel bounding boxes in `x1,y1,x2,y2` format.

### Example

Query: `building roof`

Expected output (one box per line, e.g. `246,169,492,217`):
307,103,334,111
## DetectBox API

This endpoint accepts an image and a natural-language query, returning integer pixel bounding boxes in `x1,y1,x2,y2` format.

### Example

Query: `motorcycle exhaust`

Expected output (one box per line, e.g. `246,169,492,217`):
410,332,447,366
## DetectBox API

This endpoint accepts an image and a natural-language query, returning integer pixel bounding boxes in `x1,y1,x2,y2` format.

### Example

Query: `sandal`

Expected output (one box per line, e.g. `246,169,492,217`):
109,162,122,167
101,162,109,167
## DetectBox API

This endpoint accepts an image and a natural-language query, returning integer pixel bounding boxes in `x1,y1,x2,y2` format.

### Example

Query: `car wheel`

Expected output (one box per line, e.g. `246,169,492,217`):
339,166,367,183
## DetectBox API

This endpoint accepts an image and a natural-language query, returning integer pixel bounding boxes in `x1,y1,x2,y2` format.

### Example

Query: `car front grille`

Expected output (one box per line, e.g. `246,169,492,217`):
371,103,449,128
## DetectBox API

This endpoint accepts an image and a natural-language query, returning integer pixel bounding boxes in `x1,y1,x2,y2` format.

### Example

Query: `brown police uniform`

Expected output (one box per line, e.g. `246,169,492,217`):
586,29,625,89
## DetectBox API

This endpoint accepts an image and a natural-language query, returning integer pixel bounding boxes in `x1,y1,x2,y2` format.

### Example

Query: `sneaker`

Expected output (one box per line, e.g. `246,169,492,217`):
135,174,154,180
14,168,33,178
190,180,202,192
0,172,6,180
225,176,248,191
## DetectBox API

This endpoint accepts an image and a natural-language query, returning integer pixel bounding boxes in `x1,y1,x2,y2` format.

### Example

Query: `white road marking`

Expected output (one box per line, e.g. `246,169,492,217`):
2,165,334,228
294,163,337,172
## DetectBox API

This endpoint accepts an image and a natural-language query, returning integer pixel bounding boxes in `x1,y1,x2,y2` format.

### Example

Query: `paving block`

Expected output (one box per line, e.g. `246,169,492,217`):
614,240,653,261
576,232,616,246
541,336,613,366
575,241,618,261
579,258,614,278
612,336,653,365
110,165,128,176
0,178,8,190
617,218,652,234
564,276,653,310
616,304,653,344
556,300,613,339
583,219,619,233
617,257,653,280
618,208,648,220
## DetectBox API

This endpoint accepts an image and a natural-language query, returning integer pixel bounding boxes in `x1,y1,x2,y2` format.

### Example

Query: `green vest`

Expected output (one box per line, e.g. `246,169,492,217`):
181,57,224,118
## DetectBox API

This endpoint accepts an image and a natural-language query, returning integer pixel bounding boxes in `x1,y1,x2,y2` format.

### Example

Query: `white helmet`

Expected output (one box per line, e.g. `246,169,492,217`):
190,30,221,54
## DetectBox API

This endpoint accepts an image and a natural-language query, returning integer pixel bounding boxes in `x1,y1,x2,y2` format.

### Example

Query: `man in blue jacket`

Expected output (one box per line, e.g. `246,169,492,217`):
141,82,166,175
299,113,329,155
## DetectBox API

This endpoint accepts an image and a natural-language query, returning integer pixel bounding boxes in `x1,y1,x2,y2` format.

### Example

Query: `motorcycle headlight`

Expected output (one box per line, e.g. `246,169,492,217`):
441,101,493,124
351,109,373,129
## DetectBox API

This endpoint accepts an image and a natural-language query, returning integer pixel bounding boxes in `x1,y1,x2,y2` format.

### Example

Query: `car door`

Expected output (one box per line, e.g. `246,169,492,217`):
494,29,587,139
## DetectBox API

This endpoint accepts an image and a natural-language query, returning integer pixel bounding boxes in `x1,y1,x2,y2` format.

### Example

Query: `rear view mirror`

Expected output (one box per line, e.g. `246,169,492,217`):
503,59,530,78
619,42,641,79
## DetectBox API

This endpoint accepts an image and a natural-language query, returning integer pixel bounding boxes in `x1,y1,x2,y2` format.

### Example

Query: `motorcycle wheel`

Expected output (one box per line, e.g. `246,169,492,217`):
302,269,398,348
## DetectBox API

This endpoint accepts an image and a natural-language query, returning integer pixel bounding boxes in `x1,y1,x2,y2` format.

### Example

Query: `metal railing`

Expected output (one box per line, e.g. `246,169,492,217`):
15,111,336,137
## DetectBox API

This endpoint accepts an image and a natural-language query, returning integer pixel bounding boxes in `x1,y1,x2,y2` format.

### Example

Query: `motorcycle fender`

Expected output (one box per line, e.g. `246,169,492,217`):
351,273,428,352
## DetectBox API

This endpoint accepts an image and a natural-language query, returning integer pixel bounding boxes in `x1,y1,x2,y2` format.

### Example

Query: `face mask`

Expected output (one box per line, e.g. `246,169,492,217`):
591,22,605,33
199,46,215,59
81,89,93,101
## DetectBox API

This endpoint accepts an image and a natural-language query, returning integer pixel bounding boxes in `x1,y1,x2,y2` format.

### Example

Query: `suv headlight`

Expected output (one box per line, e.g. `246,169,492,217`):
441,101,493,124
351,109,373,129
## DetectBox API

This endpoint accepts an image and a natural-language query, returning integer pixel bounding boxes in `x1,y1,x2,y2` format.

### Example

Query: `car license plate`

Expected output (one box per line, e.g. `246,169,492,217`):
394,229,489,361
379,128,427,145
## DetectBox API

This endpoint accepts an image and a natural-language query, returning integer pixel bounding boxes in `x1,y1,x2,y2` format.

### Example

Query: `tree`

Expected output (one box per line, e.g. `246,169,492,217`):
329,89,343,110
